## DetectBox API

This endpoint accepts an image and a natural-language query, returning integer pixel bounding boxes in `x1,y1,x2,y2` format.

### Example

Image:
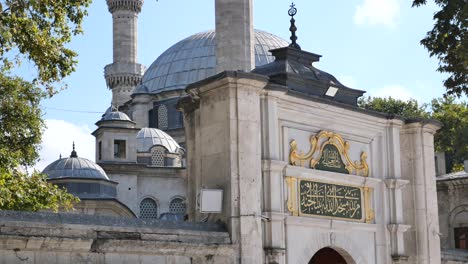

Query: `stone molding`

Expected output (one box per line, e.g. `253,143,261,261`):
261,212,288,222
285,165,382,189
107,0,143,13
387,224,411,234
186,71,269,96
98,163,186,177
285,215,378,232
176,96,200,115
401,121,442,135
438,178,468,189
104,63,145,89
384,179,410,189
262,159,288,173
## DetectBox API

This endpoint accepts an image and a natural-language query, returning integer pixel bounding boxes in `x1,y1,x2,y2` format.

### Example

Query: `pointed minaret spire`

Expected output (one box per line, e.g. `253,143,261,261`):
288,3,301,50
70,142,78,158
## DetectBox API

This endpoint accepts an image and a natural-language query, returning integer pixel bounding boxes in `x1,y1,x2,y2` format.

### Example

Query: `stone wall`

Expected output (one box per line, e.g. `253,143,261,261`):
0,211,235,264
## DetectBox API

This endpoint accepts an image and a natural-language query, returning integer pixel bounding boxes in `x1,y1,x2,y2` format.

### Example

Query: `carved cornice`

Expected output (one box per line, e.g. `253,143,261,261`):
176,96,200,115
104,63,144,89
105,74,142,89
107,0,143,13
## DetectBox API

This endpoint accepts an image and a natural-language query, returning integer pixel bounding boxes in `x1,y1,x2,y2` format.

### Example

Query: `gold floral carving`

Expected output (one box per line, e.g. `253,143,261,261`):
364,187,375,224
289,131,369,177
285,177,298,216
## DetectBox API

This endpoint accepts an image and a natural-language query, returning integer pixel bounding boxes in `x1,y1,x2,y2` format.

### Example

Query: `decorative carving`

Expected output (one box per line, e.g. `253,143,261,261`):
107,0,144,13
104,63,145,89
289,131,369,177
105,74,142,89
285,177,298,216
364,187,375,223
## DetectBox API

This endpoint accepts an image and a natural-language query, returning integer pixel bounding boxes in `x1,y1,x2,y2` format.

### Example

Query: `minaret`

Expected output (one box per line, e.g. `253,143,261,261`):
215,0,254,73
105,0,145,108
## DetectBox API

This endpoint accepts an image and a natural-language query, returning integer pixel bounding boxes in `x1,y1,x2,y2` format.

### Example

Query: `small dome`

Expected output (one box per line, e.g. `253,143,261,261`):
42,146,109,180
139,29,289,95
101,106,132,122
136,128,181,153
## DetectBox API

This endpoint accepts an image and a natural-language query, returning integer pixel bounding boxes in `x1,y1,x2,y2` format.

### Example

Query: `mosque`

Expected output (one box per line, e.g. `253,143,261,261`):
1,0,461,263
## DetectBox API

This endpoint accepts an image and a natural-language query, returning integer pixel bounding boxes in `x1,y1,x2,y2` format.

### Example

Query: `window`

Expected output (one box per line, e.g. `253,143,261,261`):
168,103,184,129
98,141,102,160
455,227,468,249
114,140,126,159
139,198,158,219
148,109,155,128
157,104,168,130
151,147,165,166
169,197,186,214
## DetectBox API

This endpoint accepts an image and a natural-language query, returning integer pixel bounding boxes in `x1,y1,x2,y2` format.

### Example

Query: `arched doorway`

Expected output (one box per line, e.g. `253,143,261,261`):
309,247,347,264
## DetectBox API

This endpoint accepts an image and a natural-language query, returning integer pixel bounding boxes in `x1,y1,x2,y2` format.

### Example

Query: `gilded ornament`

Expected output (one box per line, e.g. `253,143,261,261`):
285,177,298,216
289,131,369,177
285,176,375,223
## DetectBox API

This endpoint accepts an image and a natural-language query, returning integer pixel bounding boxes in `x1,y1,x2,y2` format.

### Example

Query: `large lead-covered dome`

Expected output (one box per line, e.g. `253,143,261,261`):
137,29,289,95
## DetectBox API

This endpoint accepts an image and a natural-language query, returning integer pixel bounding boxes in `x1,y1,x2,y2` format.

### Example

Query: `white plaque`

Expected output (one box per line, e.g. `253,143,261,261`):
200,189,223,213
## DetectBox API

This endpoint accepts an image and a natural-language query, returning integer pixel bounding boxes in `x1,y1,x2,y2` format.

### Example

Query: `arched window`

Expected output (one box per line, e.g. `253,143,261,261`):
151,147,165,166
169,197,186,214
157,104,168,130
139,198,158,219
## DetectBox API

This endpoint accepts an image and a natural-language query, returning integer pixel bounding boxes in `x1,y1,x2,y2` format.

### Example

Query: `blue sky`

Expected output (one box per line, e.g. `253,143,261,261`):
35,0,453,170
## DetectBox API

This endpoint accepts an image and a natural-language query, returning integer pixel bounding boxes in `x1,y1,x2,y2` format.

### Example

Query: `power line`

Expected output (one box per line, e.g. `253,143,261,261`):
44,107,102,114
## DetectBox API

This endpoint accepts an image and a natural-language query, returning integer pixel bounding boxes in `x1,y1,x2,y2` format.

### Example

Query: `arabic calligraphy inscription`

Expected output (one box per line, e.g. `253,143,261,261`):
299,180,362,220
315,144,349,174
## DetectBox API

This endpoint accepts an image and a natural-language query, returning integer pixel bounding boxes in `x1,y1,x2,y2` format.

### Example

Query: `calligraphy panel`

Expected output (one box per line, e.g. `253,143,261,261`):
299,179,362,220
315,143,349,174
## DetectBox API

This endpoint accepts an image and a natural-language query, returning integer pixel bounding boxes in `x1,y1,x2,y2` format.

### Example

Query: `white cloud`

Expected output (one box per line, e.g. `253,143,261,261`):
33,119,95,172
368,85,416,101
354,0,400,28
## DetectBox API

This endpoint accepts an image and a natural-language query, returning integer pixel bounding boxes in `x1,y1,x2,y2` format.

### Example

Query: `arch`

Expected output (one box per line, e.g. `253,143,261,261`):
150,146,166,166
448,205,468,248
157,104,168,129
309,247,356,264
139,197,159,219
169,196,186,214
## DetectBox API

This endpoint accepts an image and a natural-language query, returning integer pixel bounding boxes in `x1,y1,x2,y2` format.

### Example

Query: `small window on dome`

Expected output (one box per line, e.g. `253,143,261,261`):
158,105,168,130
140,198,158,219
169,197,186,214
114,140,126,159
151,147,165,167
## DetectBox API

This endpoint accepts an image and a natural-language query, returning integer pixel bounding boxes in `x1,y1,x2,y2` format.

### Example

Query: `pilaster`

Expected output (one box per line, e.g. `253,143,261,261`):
180,71,268,263
262,160,288,264
400,121,442,263
130,94,152,128
385,179,410,259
